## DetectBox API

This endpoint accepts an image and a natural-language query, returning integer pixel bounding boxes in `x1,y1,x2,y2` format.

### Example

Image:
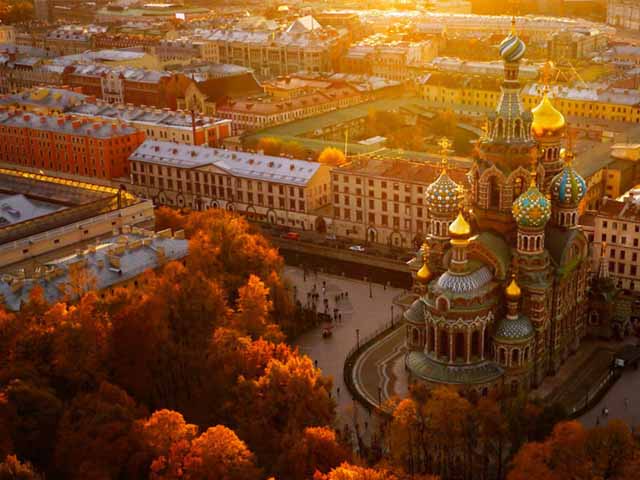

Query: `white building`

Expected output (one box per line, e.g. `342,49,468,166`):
608,0,640,31
128,140,332,231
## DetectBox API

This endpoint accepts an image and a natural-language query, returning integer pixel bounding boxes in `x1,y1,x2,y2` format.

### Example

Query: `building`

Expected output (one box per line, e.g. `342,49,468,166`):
425,56,540,80
70,100,231,146
95,3,210,23
331,157,469,248
583,193,640,293
0,58,69,94
0,168,154,268
156,38,217,66
547,30,608,61
127,140,332,231
43,25,108,56
194,15,349,79
0,110,145,179
404,24,594,396
0,227,187,310
608,0,640,31
417,72,501,113
63,64,193,109
0,26,16,45
0,87,232,146
341,35,438,81
216,79,364,134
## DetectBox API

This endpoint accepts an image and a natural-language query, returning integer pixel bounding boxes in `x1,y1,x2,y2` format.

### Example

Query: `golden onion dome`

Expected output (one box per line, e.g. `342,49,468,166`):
416,261,432,284
448,212,471,239
531,92,565,137
505,275,522,300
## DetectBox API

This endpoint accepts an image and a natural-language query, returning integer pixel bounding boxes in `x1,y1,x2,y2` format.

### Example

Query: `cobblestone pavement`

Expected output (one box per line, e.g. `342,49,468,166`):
580,363,640,430
287,266,403,429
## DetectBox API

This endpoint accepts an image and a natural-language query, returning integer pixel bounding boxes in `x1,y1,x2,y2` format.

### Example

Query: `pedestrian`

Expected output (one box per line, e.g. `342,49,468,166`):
602,407,606,416
337,386,340,396
338,313,342,323
323,280,326,288
314,359,318,368
604,407,609,417
596,416,600,426
346,291,349,299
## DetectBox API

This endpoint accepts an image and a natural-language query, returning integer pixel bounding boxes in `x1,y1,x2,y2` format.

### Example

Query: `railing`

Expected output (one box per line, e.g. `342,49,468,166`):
568,366,621,419
343,316,404,417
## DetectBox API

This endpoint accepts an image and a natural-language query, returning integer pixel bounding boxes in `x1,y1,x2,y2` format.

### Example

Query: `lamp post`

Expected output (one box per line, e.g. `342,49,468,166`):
356,328,360,350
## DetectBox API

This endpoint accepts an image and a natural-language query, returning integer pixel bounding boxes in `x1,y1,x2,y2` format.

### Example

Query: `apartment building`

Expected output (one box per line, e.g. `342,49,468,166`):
216,81,363,134
0,110,145,179
127,140,332,231
194,16,349,79
156,38,217,65
608,0,640,31
417,72,501,113
331,157,468,248
583,193,640,292
521,84,640,124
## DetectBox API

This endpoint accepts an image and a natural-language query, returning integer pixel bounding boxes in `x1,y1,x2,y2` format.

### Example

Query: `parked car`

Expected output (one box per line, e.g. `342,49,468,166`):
349,245,365,252
325,233,337,241
281,232,300,240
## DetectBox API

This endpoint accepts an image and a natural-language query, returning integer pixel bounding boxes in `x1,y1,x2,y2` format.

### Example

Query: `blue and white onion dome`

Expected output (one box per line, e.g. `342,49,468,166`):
499,32,526,63
512,181,551,229
550,162,586,207
425,170,463,216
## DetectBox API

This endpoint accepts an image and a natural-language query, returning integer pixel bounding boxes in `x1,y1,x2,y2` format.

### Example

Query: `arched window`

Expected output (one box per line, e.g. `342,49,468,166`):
488,176,500,209
497,119,504,138
512,349,520,365
428,326,435,353
471,330,480,358
536,236,541,250
437,297,449,312
499,348,506,365
412,328,420,345
524,347,529,361
511,380,519,395
440,330,449,359
455,332,465,361
514,119,521,138
523,236,529,250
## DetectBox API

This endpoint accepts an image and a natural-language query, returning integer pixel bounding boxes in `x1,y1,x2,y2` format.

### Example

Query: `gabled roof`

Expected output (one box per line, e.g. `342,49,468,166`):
286,15,323,33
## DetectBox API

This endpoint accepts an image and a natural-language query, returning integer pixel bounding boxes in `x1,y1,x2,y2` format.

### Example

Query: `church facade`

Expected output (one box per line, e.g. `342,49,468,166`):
404,23,591,396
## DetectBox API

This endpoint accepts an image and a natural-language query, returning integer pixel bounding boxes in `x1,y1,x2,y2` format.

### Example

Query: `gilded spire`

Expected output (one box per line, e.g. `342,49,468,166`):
438,137,452,174
449,211,471,239
417,244,432,284
505,273,522,300
511,15,516,35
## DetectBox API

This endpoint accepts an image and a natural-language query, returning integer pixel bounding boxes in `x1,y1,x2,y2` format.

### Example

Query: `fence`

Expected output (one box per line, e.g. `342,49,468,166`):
343,315,404,417
568,366,621,419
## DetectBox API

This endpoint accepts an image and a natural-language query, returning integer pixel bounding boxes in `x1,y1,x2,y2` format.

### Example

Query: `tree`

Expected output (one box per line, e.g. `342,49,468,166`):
151,425,260,480
0,455,42,480
231,275,282,341
256,137,283,156
314,462,400,480
138,410,197,458
278,426,349,480
236,353,334,472
54,382,144,480
318,147,346,167
154,207,187,232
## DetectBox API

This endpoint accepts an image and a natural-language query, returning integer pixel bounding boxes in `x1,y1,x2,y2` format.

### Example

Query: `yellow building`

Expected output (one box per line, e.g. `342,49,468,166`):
417,73,501,113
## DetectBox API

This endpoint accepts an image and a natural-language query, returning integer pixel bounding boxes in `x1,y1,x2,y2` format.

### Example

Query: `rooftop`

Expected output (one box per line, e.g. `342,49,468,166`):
130,140,322,186
0,228,188,311
0,111,139,139
0,194,62,227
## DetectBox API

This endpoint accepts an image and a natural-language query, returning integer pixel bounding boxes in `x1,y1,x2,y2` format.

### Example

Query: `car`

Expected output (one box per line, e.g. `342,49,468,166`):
325,233,337,241
349,245,365,252
281,232,300,240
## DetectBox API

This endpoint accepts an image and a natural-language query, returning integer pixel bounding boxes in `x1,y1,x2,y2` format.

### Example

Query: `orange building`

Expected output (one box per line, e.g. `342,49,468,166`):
0,110,145,179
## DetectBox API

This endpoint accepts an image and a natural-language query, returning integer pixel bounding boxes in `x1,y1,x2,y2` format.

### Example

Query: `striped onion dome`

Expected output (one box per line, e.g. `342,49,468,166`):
550,164,586,207
499,33,526,63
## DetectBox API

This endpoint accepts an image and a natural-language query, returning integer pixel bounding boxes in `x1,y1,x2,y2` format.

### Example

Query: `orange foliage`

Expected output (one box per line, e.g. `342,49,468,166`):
314,462,399,480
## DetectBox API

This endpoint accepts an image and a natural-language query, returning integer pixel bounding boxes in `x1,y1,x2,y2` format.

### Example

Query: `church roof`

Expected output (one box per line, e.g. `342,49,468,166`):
404,298,426,324
473,231,512,280
437,266,493,294
494,315,534,342
406,351,504,385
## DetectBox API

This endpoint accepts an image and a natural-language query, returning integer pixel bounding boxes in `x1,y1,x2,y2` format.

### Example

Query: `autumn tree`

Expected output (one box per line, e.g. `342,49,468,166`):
150,425,260,480
318,147,346,167
0,455,42,480
314,462,400,480
154,207,187,232
231,274,282,341
54,382,144,479
256,137,283,156
138,410,197,459
278,426,349,480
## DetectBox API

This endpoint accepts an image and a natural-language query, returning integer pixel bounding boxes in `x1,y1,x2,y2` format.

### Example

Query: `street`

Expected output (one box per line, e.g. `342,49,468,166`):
287,265,403,429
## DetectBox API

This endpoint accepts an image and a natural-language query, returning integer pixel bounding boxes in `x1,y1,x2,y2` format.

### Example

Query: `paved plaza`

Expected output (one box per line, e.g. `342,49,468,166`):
580,364,640,430
287,266,403,427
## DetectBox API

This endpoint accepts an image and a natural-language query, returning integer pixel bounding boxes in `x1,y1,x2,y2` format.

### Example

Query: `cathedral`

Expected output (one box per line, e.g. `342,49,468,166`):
404,22,591,395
